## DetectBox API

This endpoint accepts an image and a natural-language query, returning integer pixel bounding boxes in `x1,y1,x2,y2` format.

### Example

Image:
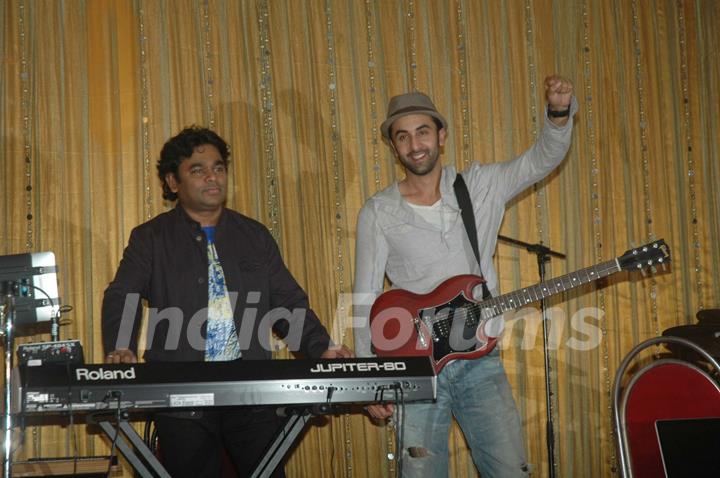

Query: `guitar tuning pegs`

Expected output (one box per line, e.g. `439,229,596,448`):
650,265,657,274
640,268,648,277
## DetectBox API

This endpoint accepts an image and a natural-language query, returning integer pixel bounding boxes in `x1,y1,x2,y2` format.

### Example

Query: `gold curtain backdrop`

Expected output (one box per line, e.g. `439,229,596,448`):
1,0,719,476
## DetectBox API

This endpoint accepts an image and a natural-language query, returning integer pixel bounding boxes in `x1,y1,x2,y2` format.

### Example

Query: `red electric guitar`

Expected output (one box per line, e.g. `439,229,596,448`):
369,240,670,373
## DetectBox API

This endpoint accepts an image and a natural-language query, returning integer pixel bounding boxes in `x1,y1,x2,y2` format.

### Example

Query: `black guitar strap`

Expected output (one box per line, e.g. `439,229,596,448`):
453,173,492,300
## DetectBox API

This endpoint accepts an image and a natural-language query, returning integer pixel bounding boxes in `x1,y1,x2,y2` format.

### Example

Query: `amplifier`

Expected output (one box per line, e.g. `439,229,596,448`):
17,340,84,367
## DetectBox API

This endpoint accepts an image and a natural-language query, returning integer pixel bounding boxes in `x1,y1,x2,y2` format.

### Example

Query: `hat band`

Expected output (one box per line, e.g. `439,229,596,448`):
389,105,438,117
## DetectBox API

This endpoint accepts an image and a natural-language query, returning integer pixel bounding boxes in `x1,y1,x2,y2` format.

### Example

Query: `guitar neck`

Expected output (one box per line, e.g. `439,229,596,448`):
483,258,620,317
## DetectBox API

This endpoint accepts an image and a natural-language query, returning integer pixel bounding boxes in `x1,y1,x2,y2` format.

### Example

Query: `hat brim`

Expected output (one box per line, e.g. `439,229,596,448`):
380,108,448,140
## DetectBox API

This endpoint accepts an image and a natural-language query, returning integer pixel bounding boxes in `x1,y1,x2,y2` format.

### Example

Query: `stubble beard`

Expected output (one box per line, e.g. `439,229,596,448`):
399,149,439,176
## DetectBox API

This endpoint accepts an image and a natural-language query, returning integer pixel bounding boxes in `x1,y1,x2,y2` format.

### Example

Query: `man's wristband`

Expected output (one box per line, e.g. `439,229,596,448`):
547,104,571,118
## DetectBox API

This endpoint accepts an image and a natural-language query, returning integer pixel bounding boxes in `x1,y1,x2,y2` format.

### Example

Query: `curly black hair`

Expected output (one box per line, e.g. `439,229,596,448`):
157,126,231,201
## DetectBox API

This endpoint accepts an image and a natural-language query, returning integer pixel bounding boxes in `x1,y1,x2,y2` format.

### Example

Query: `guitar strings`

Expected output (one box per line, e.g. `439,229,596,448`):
422,260,621,334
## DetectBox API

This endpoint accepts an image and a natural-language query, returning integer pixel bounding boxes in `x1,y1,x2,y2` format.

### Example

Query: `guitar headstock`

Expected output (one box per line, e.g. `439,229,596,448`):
617,239,671,272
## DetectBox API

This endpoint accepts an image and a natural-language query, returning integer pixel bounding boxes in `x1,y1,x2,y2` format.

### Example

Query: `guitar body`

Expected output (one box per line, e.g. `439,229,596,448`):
368,239,671,374
369,274,498,373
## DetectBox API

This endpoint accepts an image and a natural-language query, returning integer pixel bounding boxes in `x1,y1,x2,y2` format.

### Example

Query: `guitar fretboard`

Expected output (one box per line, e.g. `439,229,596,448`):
479,258,620,319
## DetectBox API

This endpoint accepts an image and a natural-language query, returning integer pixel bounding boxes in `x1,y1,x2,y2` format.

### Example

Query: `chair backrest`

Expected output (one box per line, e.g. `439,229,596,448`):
613,336,720,478
623,360,720,477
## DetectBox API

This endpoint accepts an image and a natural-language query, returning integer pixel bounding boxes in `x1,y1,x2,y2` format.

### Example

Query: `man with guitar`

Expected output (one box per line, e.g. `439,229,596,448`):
353,76,576,477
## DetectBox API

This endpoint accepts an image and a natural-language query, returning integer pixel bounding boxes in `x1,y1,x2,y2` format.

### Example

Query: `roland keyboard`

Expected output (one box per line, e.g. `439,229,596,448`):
15,357,436,414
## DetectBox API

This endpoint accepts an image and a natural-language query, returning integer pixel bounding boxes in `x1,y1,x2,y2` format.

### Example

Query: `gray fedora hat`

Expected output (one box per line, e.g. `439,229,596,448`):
380,92,448,140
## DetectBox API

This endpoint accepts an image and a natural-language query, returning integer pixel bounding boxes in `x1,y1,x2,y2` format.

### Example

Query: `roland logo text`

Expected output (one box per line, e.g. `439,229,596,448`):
75,367,136,381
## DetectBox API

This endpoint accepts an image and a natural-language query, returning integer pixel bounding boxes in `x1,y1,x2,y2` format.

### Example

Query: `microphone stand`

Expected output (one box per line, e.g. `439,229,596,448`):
498,234,565,478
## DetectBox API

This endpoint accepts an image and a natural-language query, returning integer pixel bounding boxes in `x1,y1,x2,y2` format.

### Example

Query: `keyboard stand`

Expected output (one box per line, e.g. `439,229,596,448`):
251,403,345,478
89,404,344,478
91,407,315,478
90,412,170,478
250,409,313,478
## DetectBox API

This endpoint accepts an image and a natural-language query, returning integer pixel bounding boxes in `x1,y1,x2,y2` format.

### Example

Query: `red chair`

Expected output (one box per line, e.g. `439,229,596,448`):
613,336,720,477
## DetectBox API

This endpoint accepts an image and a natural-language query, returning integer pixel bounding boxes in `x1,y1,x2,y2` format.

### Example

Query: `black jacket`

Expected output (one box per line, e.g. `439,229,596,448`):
102,205,331,361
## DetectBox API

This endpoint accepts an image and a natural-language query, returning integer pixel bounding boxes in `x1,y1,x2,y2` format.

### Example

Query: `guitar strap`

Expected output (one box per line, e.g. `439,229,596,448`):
453,173,492,300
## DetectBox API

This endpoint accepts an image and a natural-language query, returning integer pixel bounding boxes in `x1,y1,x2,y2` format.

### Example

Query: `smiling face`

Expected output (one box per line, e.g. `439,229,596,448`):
389,113,446,177
165,144,228,224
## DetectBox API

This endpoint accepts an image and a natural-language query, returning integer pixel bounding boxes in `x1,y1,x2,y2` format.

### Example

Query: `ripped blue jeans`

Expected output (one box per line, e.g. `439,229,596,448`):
398,351,529,477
